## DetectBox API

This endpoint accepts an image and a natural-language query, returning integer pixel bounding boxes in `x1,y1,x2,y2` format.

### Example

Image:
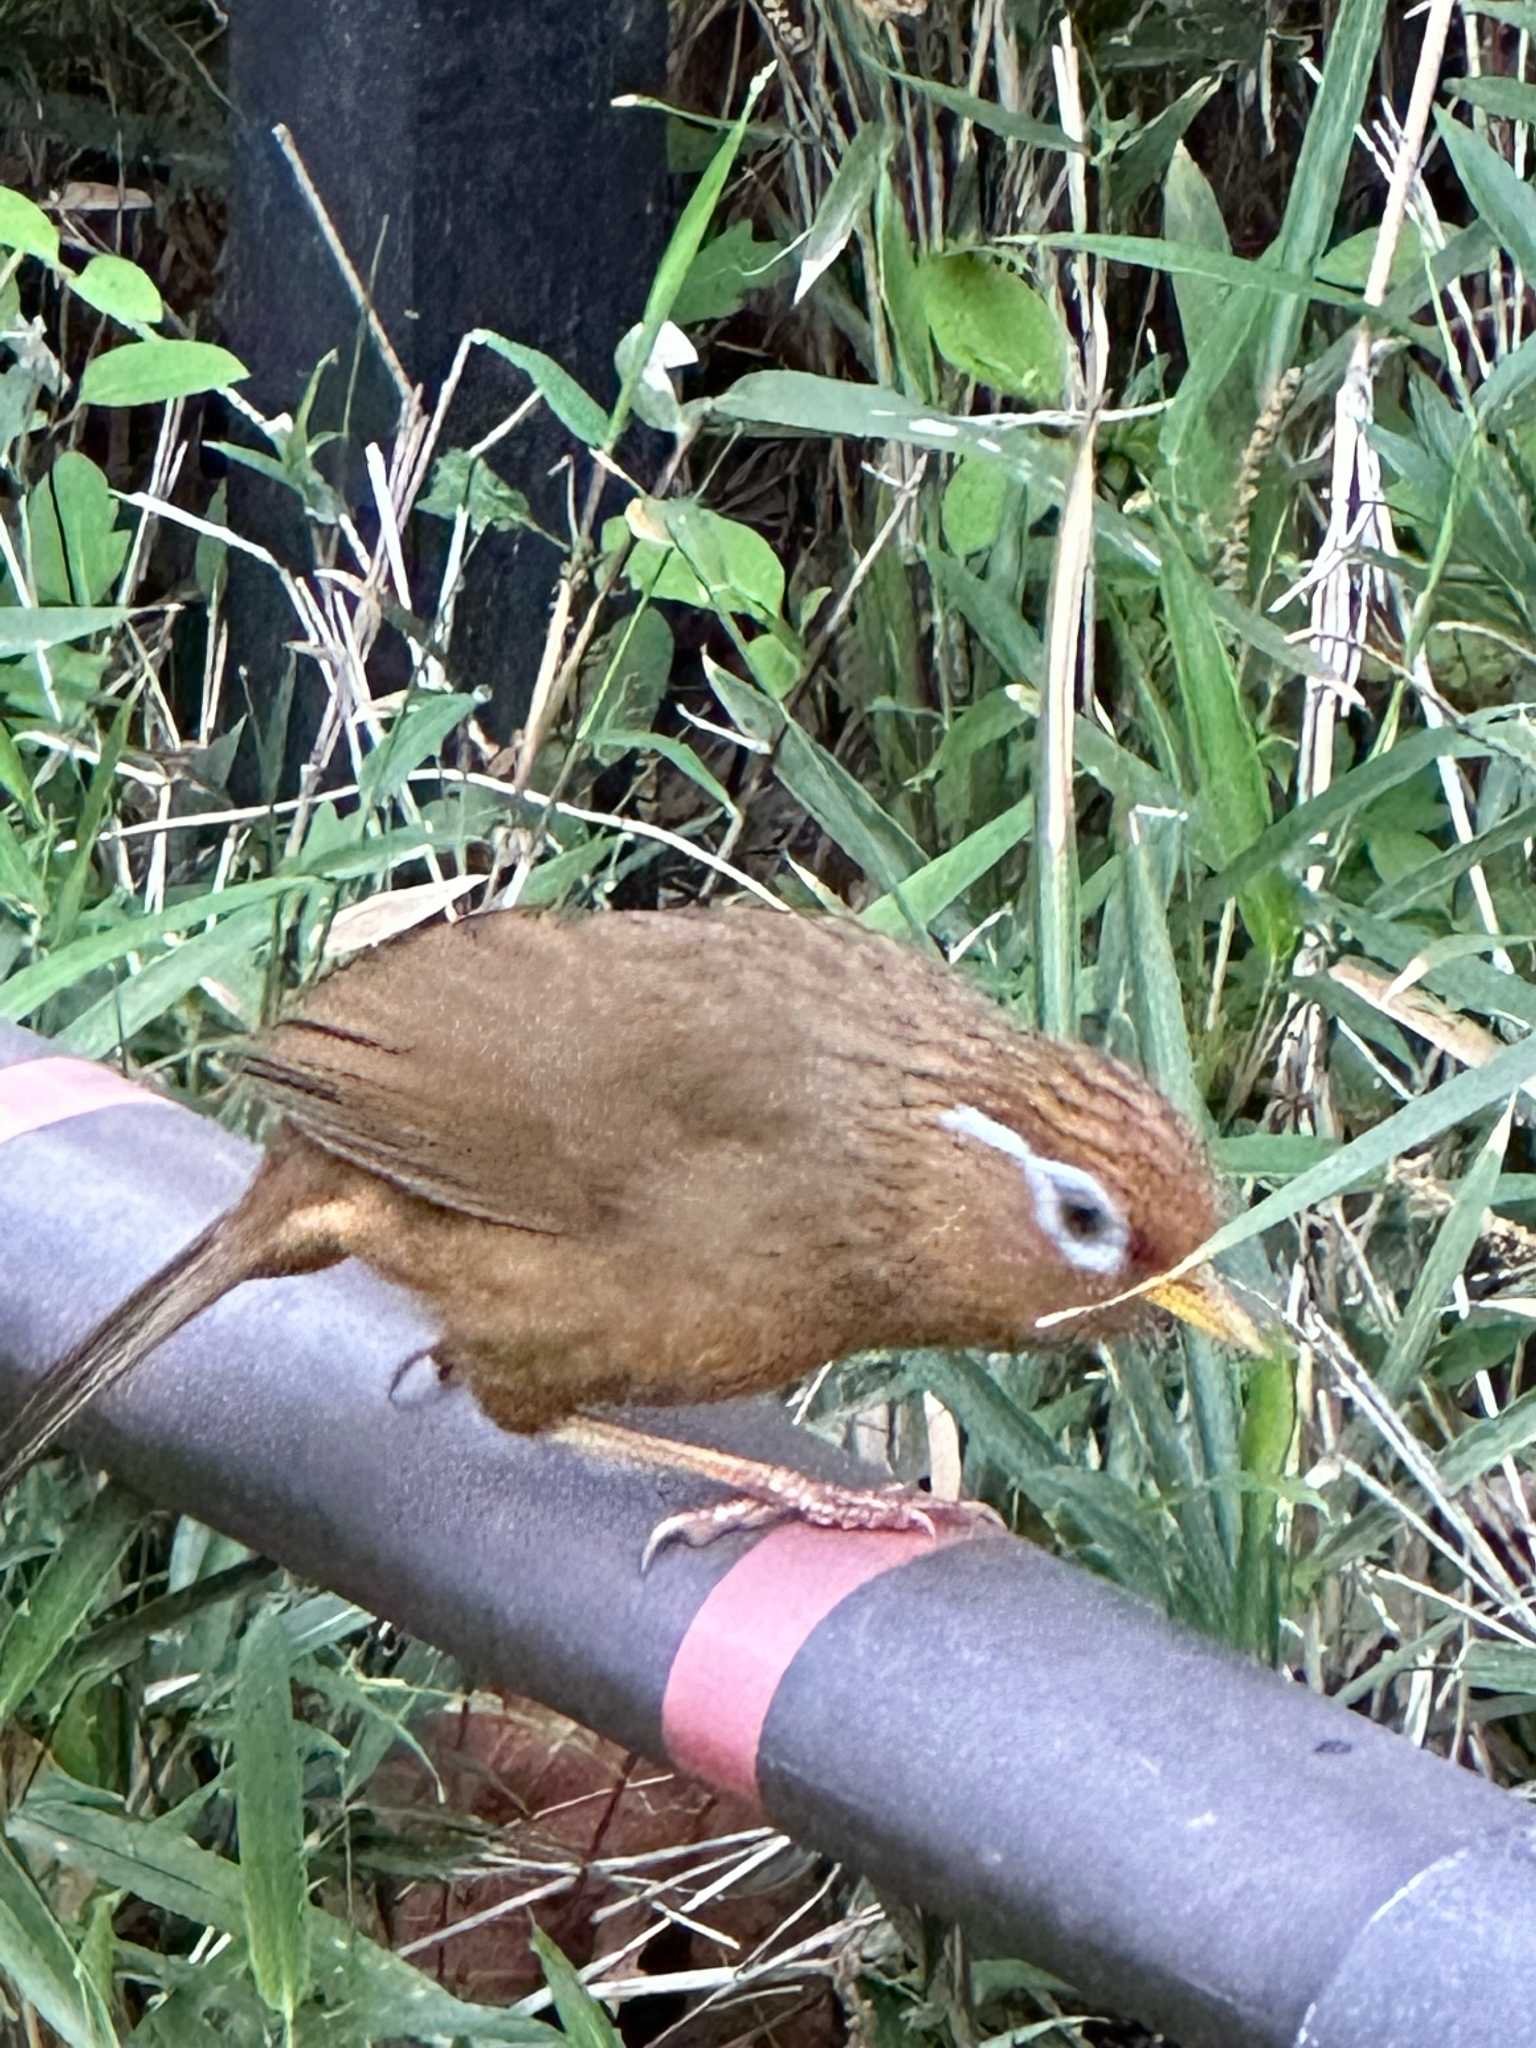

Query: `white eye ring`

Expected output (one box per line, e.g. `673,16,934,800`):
939,1104,1130,1276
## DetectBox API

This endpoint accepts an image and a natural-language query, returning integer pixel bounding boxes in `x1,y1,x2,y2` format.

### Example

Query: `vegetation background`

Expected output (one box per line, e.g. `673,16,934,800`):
1,0,1534,2041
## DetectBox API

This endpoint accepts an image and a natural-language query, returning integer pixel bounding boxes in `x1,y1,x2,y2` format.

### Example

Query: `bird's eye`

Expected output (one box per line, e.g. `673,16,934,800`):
938,1104,1131,1276
1061,1198,1106,1241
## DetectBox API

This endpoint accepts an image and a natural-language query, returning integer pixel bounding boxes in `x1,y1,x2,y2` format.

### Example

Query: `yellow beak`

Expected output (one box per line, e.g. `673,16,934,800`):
1145,1268,1269,1356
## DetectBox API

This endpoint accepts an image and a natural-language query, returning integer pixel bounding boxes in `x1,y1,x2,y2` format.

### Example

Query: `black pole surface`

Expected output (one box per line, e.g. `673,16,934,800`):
0,1025,1532,2048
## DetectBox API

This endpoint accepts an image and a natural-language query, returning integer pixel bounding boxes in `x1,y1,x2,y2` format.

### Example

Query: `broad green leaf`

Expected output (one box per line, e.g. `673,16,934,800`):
873,67,1078,154
1446,73,1536,124
57,905,276,1059
941,456,1012,556
1461,1641,1536,1693
876,169,933,401
1436,106,1536,282
0,873,321,1021
1162,144,1234,348
473,333,609,447
79,340,248,407
1190,721,1501,921
359,690,479,810
235,1610,310,2023
1317,222,1429,294
529,1929,623,2048
49,687,136,951
70,253,163,325
1111,79,1220,215
0,723,39,826
1438,1384,1536,1493
1032,232,1367,316
1158,522,1293,960
673,221,786,326
1258,0,1385,386
578,607,675,746
621,500,785,621
586,729,736,814
418,448,537,534
28,453,130,606
0,186,59,262
918,251,1066,403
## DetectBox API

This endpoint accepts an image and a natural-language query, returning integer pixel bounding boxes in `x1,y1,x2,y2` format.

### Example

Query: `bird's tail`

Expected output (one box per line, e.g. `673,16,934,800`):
0,1214,261,1495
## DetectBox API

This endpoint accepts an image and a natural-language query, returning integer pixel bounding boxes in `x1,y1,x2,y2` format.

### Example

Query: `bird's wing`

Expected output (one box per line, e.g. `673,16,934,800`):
242,912,642,1235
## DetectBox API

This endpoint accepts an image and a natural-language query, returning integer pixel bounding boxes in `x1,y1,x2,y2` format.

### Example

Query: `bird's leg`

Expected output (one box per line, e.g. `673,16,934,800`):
553,1416,1006,1571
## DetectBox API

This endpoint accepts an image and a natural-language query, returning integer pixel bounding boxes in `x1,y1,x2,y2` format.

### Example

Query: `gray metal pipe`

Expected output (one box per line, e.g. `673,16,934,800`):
0,1023,1531,2048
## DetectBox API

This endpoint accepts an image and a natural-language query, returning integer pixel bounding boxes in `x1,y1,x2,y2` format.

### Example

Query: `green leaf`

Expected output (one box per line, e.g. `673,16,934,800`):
609,63,772,446
860,795,1034,937
473,334,610,447
0,872,322,1021
49,687,137,952
918,252,1066,403
1435,106,1536,282
872,67,1077,154
1379,1107,1514,1399
1446,73,1536,124
706,658,925,892
1033,231,1367,317
359,691,479,810
8,1790,559,2043
796,121,896,303
1189,720,1499,922
622,500,786,622
1436,1385,1536,1495
578,608,675,748
0,722,39,827
235,1610,311,2023
941,456,1012,556
79,340,248,407
0,1834,117,2048
529,1928,623,2048
673,221,786,325
0,186,60,262
1233,1358,1296,1661
70,253,163,326
0,606,130,655
29,453,130,606
57,904,277,1059
419,449,538,534
1194,1027,1536,1266
0,1487,143,1724
1157,522,1293,960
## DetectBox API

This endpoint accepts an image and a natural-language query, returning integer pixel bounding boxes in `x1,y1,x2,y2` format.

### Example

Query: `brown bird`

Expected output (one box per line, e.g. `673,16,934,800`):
0,909,1260,1557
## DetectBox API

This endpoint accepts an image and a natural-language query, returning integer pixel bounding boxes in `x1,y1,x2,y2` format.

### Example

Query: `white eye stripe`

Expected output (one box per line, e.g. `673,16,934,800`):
939,1103,1130,1276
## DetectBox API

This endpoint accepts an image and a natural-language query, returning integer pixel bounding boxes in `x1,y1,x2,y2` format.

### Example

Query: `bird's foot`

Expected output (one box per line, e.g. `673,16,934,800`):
642,1478,1004,1571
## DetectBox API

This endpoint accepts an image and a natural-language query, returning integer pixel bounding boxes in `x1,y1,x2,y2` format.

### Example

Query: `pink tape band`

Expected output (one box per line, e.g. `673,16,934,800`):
662,1521,956,1807
0,1055,168,1147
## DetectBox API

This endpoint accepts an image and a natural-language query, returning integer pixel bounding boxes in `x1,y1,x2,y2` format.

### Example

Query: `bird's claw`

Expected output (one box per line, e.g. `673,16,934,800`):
641,1480,1005,1571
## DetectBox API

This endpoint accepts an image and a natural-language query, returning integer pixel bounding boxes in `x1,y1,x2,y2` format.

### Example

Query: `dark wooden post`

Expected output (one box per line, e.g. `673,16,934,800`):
222,0,667,762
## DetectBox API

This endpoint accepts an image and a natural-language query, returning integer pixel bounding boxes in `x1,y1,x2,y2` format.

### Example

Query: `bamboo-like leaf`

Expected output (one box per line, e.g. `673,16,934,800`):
796,122,896,304
234,1610,310,2025
0,1486,143,1725
0,1834,117,2048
